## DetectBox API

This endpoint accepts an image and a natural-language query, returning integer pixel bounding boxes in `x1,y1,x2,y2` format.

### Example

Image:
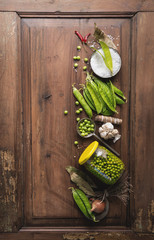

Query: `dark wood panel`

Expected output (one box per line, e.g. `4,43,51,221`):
130,12,154,233
22,17,131,227
0,12,22,232
0,0,154,12
0,231,154,240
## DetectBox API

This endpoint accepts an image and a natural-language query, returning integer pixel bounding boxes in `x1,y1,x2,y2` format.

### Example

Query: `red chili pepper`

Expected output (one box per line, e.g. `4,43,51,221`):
83,33,91,43
75,31,84,42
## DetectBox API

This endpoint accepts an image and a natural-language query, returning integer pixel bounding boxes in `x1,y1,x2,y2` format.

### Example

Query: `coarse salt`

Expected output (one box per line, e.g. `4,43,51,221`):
90,48,121,78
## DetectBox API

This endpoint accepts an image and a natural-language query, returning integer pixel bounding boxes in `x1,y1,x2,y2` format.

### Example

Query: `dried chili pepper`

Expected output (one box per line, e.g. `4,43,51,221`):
75,31,84,42
83,33,91,43
75,31,91,44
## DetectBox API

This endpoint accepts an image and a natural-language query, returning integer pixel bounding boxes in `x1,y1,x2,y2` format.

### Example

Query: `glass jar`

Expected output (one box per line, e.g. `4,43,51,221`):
79,141,125,185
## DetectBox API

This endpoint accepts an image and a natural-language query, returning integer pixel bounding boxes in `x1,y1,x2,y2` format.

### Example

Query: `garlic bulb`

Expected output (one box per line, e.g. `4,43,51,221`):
98,122,121,143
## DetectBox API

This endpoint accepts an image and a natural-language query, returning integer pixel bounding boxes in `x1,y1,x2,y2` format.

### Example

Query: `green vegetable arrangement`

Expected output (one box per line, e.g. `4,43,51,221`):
73,72,126,117
66,166,132,222
67,24,131,222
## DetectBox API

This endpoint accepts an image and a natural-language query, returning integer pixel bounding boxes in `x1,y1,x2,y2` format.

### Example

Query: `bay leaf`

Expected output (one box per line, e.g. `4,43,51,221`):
94,23,117,50
70,172,96,196
66,166,97,189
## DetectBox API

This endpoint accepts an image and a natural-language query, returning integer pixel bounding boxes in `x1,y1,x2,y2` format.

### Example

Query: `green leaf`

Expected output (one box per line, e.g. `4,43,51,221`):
99,40,113,74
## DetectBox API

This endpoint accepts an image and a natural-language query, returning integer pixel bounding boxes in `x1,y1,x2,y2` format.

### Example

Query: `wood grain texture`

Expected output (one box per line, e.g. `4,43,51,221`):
0,12,22,232
0,231,154,240
130,12,154,233
0,0,154,13
22,17,131,228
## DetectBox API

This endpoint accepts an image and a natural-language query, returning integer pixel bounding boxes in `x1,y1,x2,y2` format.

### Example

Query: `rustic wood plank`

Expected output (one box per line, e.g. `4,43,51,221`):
0,12,22,232
130,12,154,233
0,231,154,240
22,17,131,228
0,0,154,13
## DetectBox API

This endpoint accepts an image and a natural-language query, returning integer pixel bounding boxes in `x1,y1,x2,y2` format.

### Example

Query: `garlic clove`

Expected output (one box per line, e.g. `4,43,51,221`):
98,127,103,133
103,122,114,130
100,132,107,138
113,134,121,143
112,129,119,135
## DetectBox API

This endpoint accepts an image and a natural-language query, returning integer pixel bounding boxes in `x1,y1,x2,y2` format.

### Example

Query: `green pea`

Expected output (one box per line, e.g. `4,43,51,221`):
74,63,78,68
76,117,80,122
64,110,68,115
77,46,81,50
76,110,80,114
83,66,87,71
76,56,80,60
84,58,88,63
75,101,79,105
81,133,85,136
74,141,78,145
73,56,77,60
79,108,83,112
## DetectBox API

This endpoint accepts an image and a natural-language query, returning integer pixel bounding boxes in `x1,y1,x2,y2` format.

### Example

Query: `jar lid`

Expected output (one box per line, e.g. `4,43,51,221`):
79,141,99,165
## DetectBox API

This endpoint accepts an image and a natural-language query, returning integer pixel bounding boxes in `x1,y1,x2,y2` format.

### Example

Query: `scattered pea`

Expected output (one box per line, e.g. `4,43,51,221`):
83,66,87,71
73,56,77,60
79,108,83,112
76,117,80,122
77,46,81,50
84,58,88,63
74,141,78,145
76,56,80,60
75,101,79,105
64,110,68,115
74,63,78,68
76,110,80,114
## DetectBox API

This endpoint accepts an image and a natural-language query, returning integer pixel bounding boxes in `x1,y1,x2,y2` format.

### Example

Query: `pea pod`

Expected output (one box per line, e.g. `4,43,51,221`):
72,85,93,118
115,94,125,104
94,78,117,113
107,80,116,108
86,83,102,114
83,88,96,111
86,72,103,113
76,188,98,222
70,188,91,220
70,188,98,222
101,106,114,116
84,87,96,110
112,84,127,102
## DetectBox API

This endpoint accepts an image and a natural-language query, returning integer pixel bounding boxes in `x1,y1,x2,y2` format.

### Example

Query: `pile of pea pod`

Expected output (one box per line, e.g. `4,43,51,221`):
83,72,126,117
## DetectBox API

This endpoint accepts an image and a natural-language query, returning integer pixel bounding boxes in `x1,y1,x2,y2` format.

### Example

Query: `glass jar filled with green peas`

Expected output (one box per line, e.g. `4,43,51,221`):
79,141,125,185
